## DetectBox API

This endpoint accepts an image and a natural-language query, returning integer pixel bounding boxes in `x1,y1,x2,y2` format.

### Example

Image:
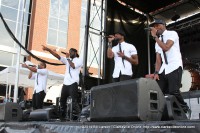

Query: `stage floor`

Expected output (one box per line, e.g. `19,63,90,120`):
0,120,200,133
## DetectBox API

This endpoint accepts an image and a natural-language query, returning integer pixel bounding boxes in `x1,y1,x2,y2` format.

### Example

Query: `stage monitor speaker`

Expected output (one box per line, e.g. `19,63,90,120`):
162,95,188,120
29,108,58,121
0,102,22,121
22,109,32,121
90,78,165,122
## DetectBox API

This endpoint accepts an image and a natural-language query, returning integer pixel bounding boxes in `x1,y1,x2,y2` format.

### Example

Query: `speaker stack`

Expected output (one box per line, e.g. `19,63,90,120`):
0,102,22,121
90,78,165,122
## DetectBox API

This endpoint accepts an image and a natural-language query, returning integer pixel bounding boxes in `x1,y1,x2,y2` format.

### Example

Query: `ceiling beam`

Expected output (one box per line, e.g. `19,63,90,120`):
150,0,188,16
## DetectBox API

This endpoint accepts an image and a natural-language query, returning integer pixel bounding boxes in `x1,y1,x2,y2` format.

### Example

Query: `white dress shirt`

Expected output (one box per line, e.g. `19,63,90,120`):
155,30,183,75
31,69,48,93
60,56,83,85
112,41,137,78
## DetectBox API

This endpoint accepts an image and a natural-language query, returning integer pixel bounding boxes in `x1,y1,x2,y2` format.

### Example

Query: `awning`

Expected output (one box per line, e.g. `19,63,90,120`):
0,66,64,88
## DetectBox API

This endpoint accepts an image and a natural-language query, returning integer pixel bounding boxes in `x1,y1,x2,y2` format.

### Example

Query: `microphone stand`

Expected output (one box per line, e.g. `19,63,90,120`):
146,14,151,75
82,0,91,110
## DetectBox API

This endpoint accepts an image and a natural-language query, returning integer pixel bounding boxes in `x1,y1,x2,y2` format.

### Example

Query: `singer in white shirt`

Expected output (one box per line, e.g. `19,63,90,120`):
42,45,83,121
150,18,189,113
22,61,48,110
107,30,138,82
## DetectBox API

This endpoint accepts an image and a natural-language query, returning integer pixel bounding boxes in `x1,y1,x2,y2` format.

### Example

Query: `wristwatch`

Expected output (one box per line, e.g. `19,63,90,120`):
154,71,159,75
108,42,112,48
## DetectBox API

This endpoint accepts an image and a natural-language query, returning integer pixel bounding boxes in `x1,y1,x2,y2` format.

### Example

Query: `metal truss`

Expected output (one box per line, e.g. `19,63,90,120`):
82,0,107,84
168,16,200,30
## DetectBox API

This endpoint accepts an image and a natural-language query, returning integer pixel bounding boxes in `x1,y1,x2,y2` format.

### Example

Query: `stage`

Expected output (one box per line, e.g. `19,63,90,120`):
0,120,200,133
0,80,200,133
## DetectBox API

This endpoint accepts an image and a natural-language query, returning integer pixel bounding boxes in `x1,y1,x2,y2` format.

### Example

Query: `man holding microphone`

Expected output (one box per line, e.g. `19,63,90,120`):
21,61,48,110
107,30,138,82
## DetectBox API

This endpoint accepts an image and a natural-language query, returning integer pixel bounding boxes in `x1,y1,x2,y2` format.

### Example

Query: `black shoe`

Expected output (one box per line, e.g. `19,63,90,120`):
59,113,67,122
72,113,80,121
60,117,71,122
181,104,190,113
60,118,66,122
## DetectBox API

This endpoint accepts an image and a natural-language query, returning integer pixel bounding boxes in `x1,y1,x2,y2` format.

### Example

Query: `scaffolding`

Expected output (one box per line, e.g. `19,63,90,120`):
82,0,107,84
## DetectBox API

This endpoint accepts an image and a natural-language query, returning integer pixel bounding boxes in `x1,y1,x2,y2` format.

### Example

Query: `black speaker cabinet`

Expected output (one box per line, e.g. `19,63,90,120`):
29,108,58,121
0,102,22,121
90,78,165,122
162,95,188,120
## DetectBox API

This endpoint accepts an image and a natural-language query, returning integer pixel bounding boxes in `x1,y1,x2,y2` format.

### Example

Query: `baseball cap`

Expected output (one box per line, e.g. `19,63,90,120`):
150,19,166,26
69,48,78,53
114,29,126,37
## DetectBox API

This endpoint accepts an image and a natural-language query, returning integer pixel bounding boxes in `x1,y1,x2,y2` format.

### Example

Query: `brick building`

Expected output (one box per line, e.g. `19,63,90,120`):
0,0,102,101
27,0,83,99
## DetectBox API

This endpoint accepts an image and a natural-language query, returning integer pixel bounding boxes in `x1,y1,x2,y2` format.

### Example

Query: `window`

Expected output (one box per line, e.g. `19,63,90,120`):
47,0,69,48
0,0,32,66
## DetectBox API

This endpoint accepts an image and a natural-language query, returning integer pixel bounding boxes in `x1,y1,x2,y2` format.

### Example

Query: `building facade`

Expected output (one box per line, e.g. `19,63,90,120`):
0,0,104,100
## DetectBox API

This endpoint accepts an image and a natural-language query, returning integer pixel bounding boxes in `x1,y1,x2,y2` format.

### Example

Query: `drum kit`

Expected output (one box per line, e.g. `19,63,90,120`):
180,58,200,92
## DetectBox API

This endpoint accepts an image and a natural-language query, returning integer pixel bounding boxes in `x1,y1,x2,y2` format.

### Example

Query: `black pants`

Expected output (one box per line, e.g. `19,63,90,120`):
157,67,187,106
32,90,46,110
60,82,80,118
112,72,132,83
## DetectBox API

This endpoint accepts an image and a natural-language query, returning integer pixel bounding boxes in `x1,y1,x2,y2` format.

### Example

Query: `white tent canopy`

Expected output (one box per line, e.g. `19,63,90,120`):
0,66,64,88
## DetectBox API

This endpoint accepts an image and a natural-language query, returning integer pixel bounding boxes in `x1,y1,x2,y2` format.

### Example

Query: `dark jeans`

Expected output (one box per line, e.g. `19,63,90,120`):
112,72,132,83
60,82,80,119
32,90,46,110
157,67,187,106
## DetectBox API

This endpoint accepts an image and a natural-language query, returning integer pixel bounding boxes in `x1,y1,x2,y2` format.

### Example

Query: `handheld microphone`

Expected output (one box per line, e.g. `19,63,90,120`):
104,36,113,38
61,51,66,54
28,65,36,67
104,36,118,41
144,27,152,31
